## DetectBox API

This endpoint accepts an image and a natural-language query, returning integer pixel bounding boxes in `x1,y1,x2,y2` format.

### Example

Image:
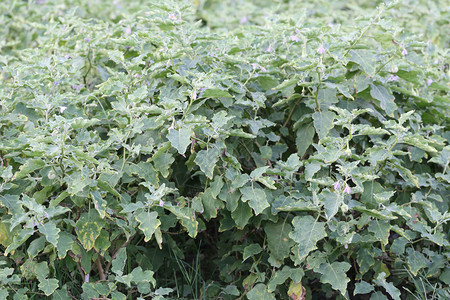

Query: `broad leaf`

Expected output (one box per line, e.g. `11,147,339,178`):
75,211,105,251
195,147,220,179
317,262,351,296
240,186,269,216
290,216,327,262
135,211,161,242
168,127,192,154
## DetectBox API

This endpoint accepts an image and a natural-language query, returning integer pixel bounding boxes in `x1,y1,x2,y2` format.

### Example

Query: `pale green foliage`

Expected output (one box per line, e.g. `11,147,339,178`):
0,0,448,299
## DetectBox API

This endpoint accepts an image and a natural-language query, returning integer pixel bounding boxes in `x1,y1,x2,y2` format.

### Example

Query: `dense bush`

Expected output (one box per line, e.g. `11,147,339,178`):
0,0,448,299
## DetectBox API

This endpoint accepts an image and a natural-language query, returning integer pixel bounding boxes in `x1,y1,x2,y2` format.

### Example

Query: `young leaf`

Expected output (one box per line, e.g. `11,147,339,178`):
135,211,161,242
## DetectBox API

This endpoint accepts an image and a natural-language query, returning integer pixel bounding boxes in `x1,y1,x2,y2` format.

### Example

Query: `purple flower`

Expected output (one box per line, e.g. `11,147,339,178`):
252,63,258,70
32,221,37,228
159,200,164,207
344,244,348,249
402,49,407,56
317,45,325,54
84,37,91,43
344,184,351,195
65,54,70,59
72,84,82,91
260,66,267,73
333,181,341,190
388,75,399,82
44,213,49,218
193,212,196,220
192,90,197,100
168,13,177,21
427,79,433,86
125,27,131,35
240,16,248,24
267,45,273,52
290,35,300,42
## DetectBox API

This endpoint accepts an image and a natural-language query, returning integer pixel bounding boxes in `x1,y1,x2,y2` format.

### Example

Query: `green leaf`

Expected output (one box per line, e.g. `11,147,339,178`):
362,181,384,209
368,220,391,246
370,84,397,116
168,127,192,154
153,153,174,178
38,222,60,247
56,232,74,259
14,159,45,179
130,266,155,286
195,147,220,179
231,201,253,229
349,50,376,76
290,216,327,262
391,163,420,188
27,236,46,258
52,287,71,300
358,248,376,275
243,244,262,261
240,186,269,216
317,262,351,295
91,190,107,219
313,111,335,139
264,222,293,261
135,211,161,242
94,229,111,256
247,283,276,300
322,190,343,220
296,123,315,156
202,88,232,98
352,206,396,220
354,281,375,295
370,291,389,300
406,248,427,276
38,278,59,296
112,248,127,276
374,272,401,300
108,50,124,64
75,211,105,251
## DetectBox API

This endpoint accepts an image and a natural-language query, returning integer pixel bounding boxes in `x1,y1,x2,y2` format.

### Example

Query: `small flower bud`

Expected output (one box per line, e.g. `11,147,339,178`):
317,45,325,54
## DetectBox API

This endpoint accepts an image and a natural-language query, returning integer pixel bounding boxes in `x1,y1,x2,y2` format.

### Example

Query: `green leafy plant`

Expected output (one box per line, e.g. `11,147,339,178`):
0,0,448,299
